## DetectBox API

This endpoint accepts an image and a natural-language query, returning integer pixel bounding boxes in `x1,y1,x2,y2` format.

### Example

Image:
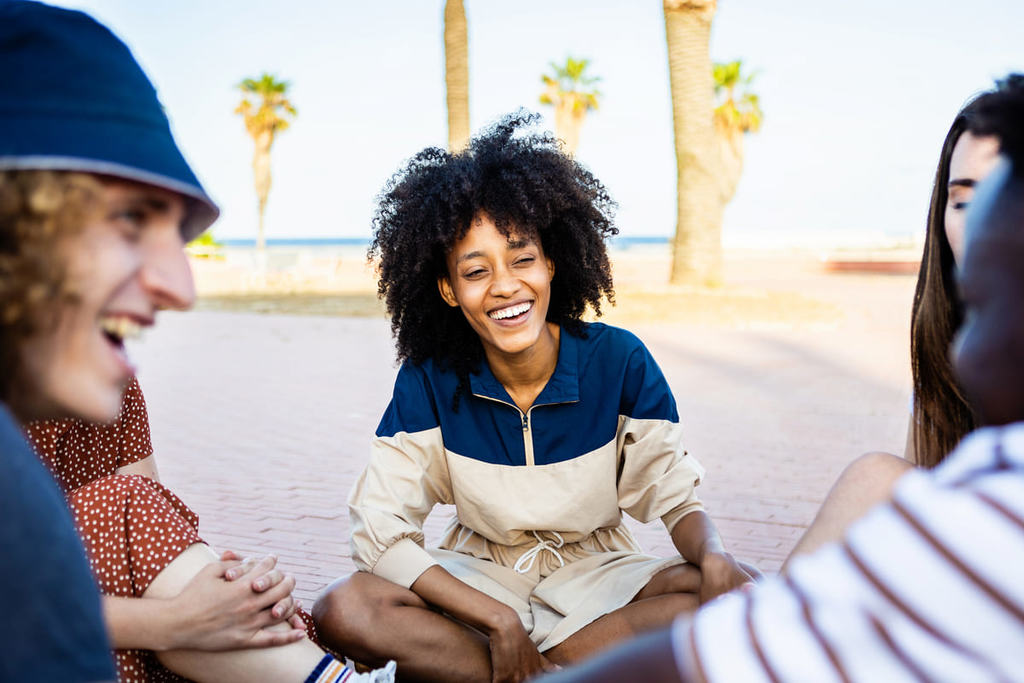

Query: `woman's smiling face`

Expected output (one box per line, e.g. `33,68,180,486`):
439,213,555,360
15,178,194,423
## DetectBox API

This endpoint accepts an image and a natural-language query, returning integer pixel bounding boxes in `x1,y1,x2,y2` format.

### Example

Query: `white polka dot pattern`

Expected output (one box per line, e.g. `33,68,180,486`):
27,378,199,683
26,376,154,491
68,475,200,681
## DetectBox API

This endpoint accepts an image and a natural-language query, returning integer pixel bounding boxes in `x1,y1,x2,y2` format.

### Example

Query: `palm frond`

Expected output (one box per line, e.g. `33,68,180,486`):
538,56,602,112
234,72,297,143
712,60,763,134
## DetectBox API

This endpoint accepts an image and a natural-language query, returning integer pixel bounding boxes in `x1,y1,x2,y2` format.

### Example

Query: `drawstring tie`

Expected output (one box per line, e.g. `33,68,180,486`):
513,530,566,574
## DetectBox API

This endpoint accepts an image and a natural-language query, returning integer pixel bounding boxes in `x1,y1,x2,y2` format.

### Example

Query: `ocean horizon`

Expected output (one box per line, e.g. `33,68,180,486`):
219,235,673,248
217,230,920,251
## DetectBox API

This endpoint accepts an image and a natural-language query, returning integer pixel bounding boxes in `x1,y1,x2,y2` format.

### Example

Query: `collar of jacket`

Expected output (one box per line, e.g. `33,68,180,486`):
468,325,581,407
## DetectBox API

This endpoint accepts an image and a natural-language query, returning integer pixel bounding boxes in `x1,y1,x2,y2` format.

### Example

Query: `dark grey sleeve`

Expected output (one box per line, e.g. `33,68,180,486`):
0,405,115,682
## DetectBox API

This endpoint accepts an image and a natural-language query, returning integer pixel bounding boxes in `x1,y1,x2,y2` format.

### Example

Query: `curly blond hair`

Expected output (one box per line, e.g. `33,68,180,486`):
0,170,101,401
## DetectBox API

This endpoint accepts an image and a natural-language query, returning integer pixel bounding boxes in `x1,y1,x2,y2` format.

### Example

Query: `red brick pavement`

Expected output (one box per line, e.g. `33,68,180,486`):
132,265,915,605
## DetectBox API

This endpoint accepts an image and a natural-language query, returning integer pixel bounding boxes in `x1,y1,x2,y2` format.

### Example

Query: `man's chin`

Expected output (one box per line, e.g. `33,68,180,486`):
54,378,125,424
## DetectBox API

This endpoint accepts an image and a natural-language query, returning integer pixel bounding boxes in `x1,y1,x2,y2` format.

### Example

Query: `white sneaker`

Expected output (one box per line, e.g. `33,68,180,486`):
350,660,396,683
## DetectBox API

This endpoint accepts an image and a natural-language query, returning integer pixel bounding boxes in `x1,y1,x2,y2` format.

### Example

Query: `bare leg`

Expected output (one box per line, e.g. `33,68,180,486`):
540,629,683,683
145,544,327,683
544,564,702,665
544,556,762,665
313,572,494,683
783,451,913,571
630,563,701,602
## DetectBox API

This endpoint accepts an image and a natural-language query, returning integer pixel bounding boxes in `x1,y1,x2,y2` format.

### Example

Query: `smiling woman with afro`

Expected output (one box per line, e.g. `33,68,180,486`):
371,110,617,407
313,111,757,682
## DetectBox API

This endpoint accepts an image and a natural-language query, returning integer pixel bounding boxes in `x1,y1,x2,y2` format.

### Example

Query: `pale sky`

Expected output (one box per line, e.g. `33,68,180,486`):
53,1,1024,246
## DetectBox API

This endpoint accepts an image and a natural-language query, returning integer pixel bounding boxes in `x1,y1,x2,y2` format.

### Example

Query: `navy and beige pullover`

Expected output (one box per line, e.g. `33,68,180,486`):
349,322,706,587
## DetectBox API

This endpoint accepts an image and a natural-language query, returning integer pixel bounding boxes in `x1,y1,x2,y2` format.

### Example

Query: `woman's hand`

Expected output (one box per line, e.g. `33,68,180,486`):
220,549,300,622
486,610,559,683
164,554,306,651
668,512,756,605
697,551,755,605
409,565,560,681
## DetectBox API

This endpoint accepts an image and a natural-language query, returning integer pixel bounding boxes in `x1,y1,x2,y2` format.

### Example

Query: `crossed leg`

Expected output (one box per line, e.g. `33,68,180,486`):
313,572,494,682
313,561,742,681
543,563,702,665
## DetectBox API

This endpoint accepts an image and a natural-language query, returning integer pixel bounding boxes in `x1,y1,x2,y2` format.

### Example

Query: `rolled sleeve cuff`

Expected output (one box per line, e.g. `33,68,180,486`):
371,537,440,588
661,499,705,534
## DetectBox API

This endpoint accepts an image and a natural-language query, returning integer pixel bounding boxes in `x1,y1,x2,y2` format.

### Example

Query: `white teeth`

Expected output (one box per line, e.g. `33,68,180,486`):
100,316,143,341
489,302,532,320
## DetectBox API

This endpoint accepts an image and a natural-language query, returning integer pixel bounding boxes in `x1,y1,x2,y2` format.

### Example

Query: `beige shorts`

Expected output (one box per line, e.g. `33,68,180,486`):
428,537,684,651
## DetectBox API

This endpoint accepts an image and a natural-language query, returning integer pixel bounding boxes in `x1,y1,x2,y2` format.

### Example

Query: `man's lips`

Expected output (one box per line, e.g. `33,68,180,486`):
99,313,153,346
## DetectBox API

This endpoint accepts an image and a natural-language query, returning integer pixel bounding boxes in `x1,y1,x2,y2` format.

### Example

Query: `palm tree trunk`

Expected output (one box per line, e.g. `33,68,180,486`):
256,196,267,251
716,124,745,205
664,0,721,286
554,101,584,156
444,0,470,152
252,132,273,252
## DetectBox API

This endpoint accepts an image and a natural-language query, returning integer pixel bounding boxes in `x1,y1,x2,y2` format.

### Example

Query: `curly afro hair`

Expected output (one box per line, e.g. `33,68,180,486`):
370,110,618,407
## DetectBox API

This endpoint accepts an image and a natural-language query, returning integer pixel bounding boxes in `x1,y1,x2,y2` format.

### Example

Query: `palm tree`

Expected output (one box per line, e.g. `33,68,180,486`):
663,0,721,285
444,0,470,152
539,57,601,156
234,73,297,251
713,60,762,206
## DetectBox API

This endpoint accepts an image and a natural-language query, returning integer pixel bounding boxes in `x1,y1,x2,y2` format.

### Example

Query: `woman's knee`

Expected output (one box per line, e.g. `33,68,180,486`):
313,574,365,628
634,563,701,601
843,451,913,484
660,564,702,594
313,572,421,642
835,451,913,500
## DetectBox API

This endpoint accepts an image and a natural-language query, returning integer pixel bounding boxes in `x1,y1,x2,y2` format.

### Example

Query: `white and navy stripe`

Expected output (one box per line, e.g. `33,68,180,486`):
681,423,1024,682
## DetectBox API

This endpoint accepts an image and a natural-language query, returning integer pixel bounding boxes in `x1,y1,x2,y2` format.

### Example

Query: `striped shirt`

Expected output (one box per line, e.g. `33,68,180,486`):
676,422,1024,682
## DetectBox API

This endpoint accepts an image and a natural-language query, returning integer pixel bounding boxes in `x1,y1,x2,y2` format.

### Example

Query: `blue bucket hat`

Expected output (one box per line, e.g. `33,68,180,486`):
0,0,218,240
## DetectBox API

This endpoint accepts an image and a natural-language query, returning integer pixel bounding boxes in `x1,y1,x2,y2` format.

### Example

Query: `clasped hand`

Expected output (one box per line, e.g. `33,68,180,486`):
167,550,307,651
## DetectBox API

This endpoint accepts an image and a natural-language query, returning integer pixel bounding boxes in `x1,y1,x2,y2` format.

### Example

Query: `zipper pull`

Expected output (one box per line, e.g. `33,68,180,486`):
522,414,529,431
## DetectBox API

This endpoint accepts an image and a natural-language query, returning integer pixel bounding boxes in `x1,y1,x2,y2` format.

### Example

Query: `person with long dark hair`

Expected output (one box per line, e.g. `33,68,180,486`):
785,74,1024,563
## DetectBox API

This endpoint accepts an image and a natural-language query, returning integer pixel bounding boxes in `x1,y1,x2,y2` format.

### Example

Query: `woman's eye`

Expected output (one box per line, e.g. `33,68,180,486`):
464,268,486,279
951,201,970,211
514,256,535,266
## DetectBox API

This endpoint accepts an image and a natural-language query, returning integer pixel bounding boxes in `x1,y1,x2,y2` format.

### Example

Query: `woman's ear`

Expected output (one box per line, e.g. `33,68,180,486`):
438,276,459,307
546,257,555,280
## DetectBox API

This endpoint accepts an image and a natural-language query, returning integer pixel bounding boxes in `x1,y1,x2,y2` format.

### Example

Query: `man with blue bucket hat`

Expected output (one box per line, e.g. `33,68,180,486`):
0,2,394,681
